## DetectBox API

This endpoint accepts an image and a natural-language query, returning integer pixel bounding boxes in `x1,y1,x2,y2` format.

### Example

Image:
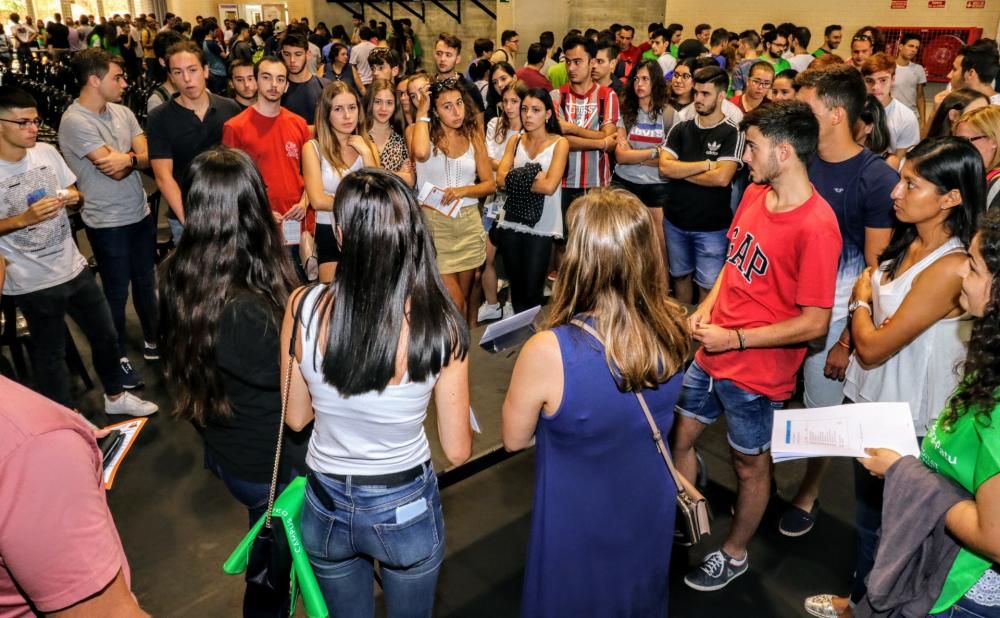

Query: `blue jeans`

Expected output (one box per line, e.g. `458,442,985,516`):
168,217,183,245
930,594,1000,617
204,449,273,527
301,464,445,618
86,215,158,357
675,359,785,455
663,221,729,289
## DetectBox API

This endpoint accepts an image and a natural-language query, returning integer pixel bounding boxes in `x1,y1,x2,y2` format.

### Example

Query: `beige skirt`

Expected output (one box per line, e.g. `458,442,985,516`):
422,205,486,274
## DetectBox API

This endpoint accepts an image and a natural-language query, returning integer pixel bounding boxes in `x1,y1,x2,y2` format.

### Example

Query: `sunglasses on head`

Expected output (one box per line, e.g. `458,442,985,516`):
431,76,460,94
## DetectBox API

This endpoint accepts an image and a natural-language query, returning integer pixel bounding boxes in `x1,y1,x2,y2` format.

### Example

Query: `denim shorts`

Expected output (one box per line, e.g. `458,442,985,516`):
301,463,444,618
929,593,1000,618
675,360,784,455
663,221,729,289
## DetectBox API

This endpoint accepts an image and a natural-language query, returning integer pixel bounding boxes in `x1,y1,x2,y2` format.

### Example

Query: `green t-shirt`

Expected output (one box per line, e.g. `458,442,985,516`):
669,43,679,59
548,62,568,89
760,55,791,75
920,404,1000,613
812,48,828,58
642,49,658,62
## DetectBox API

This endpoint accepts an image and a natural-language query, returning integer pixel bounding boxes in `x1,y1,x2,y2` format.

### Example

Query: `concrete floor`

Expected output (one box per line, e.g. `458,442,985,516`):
1,296,864,617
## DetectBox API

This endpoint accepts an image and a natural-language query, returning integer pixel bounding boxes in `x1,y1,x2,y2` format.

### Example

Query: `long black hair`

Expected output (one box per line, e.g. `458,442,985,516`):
486,61,516,117
945,208,1000,428
521,87,562,135
879,136,985,279
858,94,891,156
159,147,298,424
926,87,989,139
307,169,468,395
621,59,670,132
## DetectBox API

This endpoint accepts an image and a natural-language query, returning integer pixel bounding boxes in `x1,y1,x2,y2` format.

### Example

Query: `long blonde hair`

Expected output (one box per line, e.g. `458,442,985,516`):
545,188,690,391
957,104,1000,170
314,81,377,172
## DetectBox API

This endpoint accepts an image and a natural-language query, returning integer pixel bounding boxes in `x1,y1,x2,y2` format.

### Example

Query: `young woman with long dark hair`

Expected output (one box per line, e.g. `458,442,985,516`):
806,136,985,618
303,81,379,283
485,61,516,125
502,188,689,616
363,77,415,187
281,169,472,617
325,42,362,93
494,87,568,313
925,88,988,139
845,208,1000,618
614,59,674,283
667,58,696,112
410,77,497,320
854,94,901,170
478,79,529,322
158,146,306,616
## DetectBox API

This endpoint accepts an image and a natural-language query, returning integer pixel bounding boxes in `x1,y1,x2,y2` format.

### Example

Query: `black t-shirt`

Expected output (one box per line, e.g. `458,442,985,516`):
204,294,309,482
46,22,69,48
230,39,254,64
146,92,242,219
663,116,744,231
283,74,330,124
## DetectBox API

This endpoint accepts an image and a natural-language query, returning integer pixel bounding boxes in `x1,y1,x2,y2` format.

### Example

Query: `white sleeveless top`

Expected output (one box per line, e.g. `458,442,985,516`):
308,140,363,226
415,142,479,209
843,237,971,435
497,137,563,238
297,286,435,475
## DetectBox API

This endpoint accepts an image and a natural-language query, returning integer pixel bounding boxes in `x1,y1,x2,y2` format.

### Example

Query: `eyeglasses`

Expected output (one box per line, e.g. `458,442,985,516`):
749,78,773,88
672,73,693,81
0,118,41,129
969,135,992,143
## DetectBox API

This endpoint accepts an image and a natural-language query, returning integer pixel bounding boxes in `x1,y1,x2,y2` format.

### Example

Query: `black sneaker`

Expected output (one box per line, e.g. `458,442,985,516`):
119,358,144,390
684,549,749,591
779,501,820,537
143,342,160,361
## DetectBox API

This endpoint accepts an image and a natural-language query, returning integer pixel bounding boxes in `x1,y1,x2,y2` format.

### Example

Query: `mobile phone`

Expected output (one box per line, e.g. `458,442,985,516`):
98,429,124,465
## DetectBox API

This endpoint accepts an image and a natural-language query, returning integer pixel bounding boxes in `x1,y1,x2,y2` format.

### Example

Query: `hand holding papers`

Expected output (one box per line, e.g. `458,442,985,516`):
418,182,462,218
479,305,542,353
771,402,920,463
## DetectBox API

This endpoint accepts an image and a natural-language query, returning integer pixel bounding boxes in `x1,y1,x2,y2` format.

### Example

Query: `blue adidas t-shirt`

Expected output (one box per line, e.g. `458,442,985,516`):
808,148,898,321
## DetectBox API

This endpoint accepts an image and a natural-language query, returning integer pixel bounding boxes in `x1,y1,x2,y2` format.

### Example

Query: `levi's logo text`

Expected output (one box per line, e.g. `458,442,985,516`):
727,226,770,283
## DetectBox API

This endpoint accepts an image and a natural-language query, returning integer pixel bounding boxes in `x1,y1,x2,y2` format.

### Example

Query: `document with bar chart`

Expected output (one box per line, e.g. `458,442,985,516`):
771,402,920,462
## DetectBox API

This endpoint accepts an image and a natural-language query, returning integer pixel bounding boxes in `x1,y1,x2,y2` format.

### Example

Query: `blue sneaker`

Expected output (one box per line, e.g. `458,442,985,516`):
119,357,144,390
684,549,749,591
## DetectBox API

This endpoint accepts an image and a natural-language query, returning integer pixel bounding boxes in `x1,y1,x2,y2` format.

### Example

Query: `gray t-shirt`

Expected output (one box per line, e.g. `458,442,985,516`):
615,106,672,184
0,143,84,295
891,62,928,117
58,101,147,229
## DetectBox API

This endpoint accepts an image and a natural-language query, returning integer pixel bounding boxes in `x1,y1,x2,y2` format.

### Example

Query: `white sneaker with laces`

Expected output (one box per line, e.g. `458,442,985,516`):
105,392,159,417
502,302,514,318
478,302,502,322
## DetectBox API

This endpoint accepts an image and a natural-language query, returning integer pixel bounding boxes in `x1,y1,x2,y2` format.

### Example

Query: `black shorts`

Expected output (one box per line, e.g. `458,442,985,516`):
611,174,670,209
314,223,341,264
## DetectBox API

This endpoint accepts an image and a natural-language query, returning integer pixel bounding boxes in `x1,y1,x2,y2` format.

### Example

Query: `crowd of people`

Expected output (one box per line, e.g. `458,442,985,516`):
0,9,998,618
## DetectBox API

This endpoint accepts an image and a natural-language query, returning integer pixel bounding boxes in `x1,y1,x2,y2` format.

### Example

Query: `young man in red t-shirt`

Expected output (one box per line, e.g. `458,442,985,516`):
223,55,310,279
670,101,843,591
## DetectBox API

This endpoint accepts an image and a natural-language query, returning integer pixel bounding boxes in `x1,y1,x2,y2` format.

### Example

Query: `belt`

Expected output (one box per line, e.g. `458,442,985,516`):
320,461,428,487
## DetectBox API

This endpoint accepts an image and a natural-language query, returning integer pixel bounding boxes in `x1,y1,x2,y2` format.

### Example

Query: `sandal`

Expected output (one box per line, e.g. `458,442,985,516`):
804,594,853,618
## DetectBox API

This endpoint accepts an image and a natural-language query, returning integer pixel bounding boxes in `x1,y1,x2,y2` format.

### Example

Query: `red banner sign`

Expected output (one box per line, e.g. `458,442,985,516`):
967,0,985,7
928,0,946,6
891,0,908,7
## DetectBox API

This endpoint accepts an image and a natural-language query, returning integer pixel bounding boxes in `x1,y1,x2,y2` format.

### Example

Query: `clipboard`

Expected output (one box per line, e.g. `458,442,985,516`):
101,417,148,489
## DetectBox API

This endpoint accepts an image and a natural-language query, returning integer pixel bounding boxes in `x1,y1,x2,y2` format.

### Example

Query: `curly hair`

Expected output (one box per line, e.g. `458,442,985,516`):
429,77,484,155
621,59,670,132
944,208,1000,429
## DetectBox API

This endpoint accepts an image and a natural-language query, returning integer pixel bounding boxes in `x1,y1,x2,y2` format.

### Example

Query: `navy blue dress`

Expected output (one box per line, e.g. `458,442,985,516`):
521,323,682,617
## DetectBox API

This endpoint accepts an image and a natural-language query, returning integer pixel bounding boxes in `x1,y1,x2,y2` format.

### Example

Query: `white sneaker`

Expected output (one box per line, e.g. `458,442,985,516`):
478,302,502,322
502,302,514,318
105,392,159,417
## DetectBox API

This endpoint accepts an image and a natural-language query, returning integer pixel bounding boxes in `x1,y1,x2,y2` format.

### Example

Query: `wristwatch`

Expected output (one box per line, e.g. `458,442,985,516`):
130,154,138,168
848,300,872,316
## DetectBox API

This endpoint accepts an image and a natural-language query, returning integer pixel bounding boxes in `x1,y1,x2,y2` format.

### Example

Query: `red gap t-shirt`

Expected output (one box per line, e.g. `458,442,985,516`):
696,181,843,401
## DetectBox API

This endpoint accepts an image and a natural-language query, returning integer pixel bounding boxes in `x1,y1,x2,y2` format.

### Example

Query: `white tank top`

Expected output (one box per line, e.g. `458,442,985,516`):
843,237,971,435
497,136,563,238
415,142,479,209
297,286,435,475
309,140,363,226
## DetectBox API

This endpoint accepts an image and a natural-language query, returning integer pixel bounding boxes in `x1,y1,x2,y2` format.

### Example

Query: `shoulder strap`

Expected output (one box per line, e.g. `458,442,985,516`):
569,319,688,492
263,290,308,527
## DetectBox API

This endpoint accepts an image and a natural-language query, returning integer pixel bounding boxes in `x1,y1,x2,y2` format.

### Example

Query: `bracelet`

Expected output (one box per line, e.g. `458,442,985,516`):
649,148,658,161
736,328,747,351
836,339,851,350
416,116,431,123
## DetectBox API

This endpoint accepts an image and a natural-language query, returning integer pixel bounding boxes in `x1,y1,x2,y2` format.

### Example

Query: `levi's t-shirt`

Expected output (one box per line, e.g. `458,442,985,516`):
921,404,1000,613
222,106,310,215
696,182,843,400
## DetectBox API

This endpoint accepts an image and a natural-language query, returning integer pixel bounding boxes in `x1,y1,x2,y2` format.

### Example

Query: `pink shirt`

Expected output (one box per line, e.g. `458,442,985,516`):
0,377,131,617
